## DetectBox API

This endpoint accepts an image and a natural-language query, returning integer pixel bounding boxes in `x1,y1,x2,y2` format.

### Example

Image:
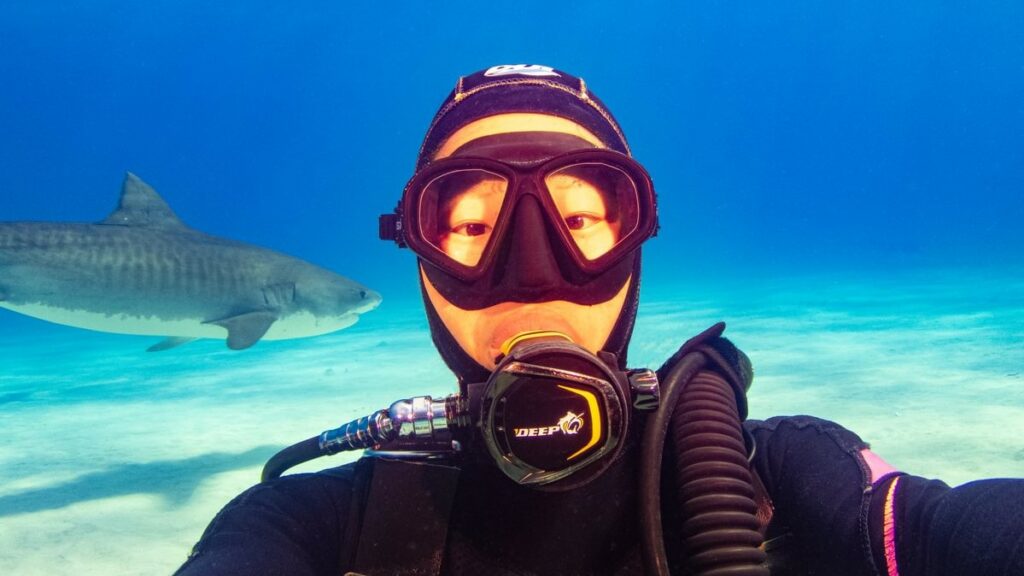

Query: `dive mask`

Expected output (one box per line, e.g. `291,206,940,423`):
380,146,659,308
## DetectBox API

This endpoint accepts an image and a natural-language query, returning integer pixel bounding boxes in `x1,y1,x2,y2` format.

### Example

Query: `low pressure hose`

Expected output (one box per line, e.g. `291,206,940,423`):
262,435,321,482
640,351,768,576
262,395,466,482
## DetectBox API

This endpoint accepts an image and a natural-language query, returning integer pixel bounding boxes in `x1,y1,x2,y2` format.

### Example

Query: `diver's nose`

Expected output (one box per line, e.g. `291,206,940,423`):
499,194,562,289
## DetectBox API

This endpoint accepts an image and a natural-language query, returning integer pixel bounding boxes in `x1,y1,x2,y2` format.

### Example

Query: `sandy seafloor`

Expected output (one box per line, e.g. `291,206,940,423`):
1,266,1022,575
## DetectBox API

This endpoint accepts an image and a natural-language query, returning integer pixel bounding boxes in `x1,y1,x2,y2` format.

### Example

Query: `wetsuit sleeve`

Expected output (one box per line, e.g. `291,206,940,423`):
174,469,357,576
747,416,1024,576
870,473,1024,576
746,415,881,575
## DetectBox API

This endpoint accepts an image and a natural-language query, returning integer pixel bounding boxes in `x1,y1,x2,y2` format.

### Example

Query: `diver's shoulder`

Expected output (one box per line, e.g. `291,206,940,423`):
745,415,873,478
745,415,867,449
228,460,364,513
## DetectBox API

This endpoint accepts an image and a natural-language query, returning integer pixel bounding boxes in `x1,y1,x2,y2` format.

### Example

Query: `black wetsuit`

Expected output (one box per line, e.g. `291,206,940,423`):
175,408,1024,575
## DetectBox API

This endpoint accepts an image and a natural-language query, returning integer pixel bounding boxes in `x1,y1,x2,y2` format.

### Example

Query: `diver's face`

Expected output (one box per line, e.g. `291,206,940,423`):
422,113,632,370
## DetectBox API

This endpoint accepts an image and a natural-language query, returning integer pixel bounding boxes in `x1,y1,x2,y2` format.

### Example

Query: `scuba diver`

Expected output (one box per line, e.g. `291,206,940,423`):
176,65,1024,576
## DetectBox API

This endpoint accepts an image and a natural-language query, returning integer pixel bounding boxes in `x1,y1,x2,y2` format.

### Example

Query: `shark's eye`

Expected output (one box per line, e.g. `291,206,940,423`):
360,290,367,299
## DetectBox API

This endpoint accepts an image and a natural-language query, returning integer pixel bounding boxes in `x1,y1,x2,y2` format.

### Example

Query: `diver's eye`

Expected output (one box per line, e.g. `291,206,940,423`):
565,213,602,230
451,222,491,237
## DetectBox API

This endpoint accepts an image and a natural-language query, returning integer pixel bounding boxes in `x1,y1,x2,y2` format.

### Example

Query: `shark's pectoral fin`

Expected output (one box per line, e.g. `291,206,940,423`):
205,311,278,350
147,336,197,352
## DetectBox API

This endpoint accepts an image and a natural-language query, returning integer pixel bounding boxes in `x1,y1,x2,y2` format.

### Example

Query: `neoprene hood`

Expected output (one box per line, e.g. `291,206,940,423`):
406,64,652,386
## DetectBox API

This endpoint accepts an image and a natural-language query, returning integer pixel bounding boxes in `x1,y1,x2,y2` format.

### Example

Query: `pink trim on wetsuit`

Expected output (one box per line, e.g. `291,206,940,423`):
883,475,902,576
860,449,901,575
860,448,898,483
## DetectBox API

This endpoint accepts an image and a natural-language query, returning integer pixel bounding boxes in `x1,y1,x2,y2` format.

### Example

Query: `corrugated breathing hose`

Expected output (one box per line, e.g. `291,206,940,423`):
640,351,768,575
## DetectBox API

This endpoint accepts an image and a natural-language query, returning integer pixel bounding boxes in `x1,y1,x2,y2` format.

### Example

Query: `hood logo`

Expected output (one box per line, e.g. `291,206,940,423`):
484,64,559,78
513,410,584,438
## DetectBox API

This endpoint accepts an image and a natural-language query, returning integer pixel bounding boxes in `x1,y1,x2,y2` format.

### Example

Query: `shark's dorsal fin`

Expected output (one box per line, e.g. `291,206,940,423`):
101,172,187,229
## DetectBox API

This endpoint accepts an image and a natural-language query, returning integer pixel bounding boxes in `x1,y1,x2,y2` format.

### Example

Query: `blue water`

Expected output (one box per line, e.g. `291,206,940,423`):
1,2,1022,574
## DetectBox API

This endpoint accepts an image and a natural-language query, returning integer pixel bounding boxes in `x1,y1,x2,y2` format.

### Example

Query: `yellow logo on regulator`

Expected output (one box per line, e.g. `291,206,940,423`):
510,384,602,461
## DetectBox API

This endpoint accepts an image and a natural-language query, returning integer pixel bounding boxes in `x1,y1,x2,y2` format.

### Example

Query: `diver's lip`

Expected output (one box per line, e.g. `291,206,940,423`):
487,312,578,360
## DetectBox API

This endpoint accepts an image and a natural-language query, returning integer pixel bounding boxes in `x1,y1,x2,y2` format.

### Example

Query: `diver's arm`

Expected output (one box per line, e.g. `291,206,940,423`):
174,470,355,576
871,473,1024,576
745,416,882,575
747,416,1024,576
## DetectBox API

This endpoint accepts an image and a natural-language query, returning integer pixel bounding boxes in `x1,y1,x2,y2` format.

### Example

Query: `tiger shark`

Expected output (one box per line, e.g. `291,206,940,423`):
0,173,381,351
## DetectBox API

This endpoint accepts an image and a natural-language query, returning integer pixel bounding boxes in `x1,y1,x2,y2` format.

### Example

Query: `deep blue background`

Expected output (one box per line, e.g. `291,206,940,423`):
2,1,1022,306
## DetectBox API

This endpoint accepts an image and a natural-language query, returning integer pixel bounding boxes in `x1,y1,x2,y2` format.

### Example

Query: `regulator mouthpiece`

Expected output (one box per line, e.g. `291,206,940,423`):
480,338,631,490
498,330,574,358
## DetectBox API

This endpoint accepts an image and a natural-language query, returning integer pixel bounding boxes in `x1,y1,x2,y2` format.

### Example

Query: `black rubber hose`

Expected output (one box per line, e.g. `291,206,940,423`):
671,370,767,576
640,351,708,575
639,352,768,576
261,435,322,482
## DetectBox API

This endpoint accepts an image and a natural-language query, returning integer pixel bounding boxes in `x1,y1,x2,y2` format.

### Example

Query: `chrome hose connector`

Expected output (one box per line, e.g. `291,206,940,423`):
388,395,451,438
320,409,394,454
318,394,470,456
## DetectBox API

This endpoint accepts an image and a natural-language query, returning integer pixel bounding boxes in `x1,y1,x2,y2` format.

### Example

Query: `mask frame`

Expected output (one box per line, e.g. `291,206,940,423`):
381,148,658,285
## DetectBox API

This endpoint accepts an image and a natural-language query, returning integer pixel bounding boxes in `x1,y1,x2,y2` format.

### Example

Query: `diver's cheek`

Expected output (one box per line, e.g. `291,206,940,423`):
573,223,618,260
421,269,496,369
568,279,631,353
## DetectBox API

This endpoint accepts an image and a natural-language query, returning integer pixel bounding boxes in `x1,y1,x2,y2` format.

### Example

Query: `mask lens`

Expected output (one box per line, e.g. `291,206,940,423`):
544,162,641,261
418,169,509,267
